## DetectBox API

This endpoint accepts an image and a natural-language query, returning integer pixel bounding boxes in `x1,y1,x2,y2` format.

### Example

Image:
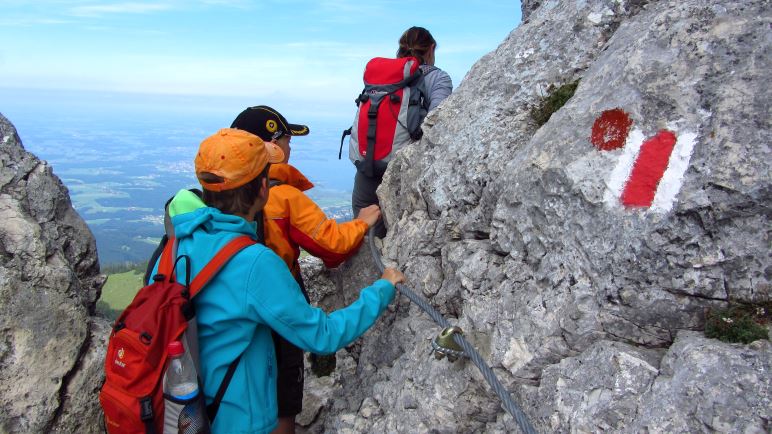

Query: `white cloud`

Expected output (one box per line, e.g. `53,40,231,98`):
69,3,173,17
0,17,71,26
0,0,518,106
196,0,252,6
315,0,388,14
282,40,394,60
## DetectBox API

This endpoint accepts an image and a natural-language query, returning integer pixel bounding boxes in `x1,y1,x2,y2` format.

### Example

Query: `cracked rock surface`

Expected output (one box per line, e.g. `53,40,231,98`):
299,0,771,432
0,113,108,433
1,0,770,432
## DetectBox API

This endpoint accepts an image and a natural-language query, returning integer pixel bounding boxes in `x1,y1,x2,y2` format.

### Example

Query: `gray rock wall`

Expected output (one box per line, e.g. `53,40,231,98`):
302,0,771,432
1,0,770,432
0,113,109,433
521,0,541,20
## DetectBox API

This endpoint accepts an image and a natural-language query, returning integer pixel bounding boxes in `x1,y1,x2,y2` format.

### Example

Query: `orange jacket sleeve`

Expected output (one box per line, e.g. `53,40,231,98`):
278,186,368,268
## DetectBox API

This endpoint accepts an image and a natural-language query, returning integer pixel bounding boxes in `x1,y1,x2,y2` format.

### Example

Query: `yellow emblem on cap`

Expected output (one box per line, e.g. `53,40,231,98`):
291,126,309,135
266,120,278,133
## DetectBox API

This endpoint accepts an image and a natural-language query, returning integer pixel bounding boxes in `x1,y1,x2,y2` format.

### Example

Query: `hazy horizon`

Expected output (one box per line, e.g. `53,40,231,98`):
0,0,523,265
2,88,358,266
1,1,522,105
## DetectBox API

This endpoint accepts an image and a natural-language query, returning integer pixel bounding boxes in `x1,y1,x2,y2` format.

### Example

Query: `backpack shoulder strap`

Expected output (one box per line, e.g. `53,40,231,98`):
143,234,169,284
188,235,256,297
144,189,205,284
419,64,438,75
156,236,177,280
181,235,254,422
339,127,352,160
189,236,254,422
206,354,243,422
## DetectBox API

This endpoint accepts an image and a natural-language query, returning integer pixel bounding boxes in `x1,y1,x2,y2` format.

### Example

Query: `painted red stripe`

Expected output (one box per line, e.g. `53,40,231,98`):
591,108,633,151
620,130,677,207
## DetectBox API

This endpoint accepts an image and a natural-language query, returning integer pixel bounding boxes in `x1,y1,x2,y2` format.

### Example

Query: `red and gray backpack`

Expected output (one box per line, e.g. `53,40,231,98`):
340,56,433,178
99,235,255,433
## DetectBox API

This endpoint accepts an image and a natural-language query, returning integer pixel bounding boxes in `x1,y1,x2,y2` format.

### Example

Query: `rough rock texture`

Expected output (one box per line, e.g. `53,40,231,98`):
521,0,541,20
534,332,771,432
302,0,771,433
0,113,109,433
2,0,771,432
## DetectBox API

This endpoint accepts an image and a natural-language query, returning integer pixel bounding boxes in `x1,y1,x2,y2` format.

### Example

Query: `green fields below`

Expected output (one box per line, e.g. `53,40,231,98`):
97,250,310,321
96,269,144,320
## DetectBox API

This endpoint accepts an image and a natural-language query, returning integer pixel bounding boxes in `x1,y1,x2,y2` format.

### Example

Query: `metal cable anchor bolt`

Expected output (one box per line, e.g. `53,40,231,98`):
431,326,466,362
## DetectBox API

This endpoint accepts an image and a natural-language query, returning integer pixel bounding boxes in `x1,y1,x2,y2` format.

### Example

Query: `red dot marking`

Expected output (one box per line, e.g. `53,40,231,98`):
591,109,633,151
620,130,677,208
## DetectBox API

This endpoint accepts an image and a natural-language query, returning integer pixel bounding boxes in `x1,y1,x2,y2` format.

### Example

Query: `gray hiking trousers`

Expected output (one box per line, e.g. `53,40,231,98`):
352,170,386,238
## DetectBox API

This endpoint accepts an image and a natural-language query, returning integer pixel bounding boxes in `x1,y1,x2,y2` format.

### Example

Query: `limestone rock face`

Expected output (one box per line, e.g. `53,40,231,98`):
534,332,771,432
2,0,770,431
521,0,541,20
0,113,108,433
303,0,771,432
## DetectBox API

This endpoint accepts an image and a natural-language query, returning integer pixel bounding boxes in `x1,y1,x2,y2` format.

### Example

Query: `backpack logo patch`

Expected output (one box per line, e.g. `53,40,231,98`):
114,347,126,368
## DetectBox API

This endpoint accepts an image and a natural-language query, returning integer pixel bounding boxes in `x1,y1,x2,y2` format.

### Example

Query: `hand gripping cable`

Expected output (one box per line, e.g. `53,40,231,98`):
367,228,537,434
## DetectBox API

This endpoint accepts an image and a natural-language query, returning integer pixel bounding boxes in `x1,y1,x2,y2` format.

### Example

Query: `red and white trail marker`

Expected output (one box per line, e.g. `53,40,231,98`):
593,110,697,213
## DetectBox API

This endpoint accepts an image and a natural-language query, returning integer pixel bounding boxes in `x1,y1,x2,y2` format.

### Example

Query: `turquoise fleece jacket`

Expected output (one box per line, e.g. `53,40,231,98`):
155,190,395,433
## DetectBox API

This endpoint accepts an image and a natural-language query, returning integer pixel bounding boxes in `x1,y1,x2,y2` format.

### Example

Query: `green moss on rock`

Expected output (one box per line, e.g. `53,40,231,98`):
530,80,579,127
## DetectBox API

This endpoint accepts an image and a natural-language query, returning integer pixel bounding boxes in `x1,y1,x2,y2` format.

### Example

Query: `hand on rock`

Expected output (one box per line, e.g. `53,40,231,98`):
356,205,381,227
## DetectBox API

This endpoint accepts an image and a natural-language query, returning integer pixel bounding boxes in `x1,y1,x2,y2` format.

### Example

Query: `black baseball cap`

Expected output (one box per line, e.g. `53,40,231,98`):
230,105,310,141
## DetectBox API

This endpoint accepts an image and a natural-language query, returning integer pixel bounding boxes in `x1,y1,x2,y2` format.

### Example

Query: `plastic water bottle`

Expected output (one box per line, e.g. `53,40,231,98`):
164,341,210,434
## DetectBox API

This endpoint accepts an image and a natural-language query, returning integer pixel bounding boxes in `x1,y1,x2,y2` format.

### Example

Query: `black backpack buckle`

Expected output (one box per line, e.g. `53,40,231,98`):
139,396,153,420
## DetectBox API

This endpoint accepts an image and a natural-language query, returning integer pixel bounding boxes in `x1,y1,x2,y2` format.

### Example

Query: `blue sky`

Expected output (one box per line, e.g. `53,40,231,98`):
0,0,521,112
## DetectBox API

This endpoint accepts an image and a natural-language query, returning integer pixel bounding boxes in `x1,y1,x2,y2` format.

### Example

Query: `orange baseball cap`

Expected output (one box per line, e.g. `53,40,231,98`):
195,128,284,192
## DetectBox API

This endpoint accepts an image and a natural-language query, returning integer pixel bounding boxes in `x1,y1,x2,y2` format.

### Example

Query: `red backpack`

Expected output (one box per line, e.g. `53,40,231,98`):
99,235,255,433
340,57,432,178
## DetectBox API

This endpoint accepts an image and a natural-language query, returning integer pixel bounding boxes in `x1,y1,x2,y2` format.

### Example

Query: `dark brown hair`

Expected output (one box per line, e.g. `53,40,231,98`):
397,26,436,65
200,165,270,217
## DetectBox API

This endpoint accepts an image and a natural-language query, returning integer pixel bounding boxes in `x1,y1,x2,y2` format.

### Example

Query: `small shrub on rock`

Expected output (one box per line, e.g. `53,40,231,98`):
530,80,579,127
705,303,770,344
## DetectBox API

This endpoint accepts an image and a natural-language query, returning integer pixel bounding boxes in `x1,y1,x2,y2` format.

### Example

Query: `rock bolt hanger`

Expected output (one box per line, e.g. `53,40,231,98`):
367,228,537,434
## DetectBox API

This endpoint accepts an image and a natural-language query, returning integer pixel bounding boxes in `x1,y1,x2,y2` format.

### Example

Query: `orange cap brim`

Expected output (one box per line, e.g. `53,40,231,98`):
195,128,285,192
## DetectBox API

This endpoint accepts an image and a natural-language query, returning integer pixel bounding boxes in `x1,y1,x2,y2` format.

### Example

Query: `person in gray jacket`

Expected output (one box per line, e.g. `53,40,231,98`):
397,26,453,111
351,26,453,237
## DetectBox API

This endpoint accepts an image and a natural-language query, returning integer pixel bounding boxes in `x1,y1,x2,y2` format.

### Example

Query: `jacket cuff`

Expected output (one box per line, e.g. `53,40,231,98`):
372,279,396,308
352,218,370,234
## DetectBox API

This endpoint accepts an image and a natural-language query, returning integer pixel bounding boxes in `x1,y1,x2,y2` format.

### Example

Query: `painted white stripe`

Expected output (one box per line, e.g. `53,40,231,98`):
603,128,645,208
650,131,697,213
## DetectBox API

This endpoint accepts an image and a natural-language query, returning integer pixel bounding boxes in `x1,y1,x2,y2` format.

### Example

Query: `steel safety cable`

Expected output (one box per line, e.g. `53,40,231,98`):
367,228,538,434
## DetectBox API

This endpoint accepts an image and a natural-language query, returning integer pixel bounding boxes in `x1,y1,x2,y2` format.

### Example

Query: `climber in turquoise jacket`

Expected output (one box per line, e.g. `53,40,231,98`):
151,128,404,433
